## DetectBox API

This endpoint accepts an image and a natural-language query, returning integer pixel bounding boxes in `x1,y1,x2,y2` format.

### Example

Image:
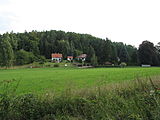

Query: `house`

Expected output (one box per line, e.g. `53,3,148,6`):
51,53,62,63
67,56,73,61
76,54,87,61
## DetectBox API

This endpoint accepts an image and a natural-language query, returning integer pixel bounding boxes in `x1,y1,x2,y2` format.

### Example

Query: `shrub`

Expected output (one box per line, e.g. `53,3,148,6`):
54,63,60,67
45,64,51,67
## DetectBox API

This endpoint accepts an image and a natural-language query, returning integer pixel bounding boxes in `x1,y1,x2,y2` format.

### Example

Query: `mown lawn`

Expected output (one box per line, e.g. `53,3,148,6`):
0,67,160,94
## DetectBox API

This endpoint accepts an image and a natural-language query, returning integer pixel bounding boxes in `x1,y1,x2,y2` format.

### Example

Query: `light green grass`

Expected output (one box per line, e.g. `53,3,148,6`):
0,67,160,94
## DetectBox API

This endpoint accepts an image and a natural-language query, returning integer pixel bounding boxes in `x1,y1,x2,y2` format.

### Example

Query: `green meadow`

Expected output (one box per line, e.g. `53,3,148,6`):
0,67,160,94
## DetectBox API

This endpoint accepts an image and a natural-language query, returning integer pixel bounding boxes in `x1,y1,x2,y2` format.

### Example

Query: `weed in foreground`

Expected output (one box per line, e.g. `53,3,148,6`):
0,77,159,120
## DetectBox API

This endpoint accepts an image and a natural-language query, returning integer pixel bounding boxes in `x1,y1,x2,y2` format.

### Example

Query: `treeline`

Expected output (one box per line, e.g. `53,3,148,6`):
0,30,160,67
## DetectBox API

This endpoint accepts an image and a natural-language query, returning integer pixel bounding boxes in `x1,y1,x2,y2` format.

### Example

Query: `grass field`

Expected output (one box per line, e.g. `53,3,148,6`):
0,67,160,119
0,67,160,94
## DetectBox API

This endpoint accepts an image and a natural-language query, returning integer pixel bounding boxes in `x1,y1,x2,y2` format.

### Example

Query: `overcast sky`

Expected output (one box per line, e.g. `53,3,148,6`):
0,0,160,47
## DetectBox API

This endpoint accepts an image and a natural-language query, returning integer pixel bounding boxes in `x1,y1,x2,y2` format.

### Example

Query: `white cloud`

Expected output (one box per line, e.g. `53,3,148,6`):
0,0,160,47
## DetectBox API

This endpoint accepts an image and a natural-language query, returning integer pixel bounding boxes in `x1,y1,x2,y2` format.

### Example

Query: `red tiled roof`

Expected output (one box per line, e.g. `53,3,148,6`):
67,56,73,59
76,54,87,58
51,53,62,58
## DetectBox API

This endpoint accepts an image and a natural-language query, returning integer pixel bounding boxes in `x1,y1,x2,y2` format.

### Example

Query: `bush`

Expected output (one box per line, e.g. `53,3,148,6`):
54,63,59,67
45,64,51,67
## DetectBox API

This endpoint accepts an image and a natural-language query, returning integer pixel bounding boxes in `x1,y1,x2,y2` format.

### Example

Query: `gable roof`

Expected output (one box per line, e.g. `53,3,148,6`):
76,54,87,58
67,56,73,59
51,53,62,58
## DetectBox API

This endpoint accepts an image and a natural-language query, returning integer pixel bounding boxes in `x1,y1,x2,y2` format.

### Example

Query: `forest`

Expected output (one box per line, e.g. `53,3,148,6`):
0,30,160,67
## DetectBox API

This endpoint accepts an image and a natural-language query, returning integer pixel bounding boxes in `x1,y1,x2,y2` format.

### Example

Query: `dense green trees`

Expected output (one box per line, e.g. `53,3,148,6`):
16,49,35,65
86,46,95,63
91,54,98,66
0,34,14,67
138,41,160,66
0,30,160,67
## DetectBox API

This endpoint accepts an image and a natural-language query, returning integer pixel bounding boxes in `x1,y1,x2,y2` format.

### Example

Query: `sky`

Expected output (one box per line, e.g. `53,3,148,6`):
0,0,160,47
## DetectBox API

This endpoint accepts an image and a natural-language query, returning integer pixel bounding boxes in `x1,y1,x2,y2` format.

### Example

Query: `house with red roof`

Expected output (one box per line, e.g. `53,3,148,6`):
76,54,87,61
51,53,62,63
67,56,73,61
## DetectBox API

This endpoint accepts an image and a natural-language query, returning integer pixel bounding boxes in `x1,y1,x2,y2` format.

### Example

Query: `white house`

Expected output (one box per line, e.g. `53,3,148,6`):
67,56,73,61
76,54,87,61
51,53,63,63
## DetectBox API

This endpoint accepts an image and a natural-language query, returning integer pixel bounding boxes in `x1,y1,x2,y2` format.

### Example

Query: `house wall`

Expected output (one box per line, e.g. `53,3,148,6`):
52,58,62,63
77,58,86,61
67,58,73,61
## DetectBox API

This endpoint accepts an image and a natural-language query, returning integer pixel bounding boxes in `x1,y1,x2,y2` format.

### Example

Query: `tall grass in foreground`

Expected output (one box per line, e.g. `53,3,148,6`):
0,77,160,120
